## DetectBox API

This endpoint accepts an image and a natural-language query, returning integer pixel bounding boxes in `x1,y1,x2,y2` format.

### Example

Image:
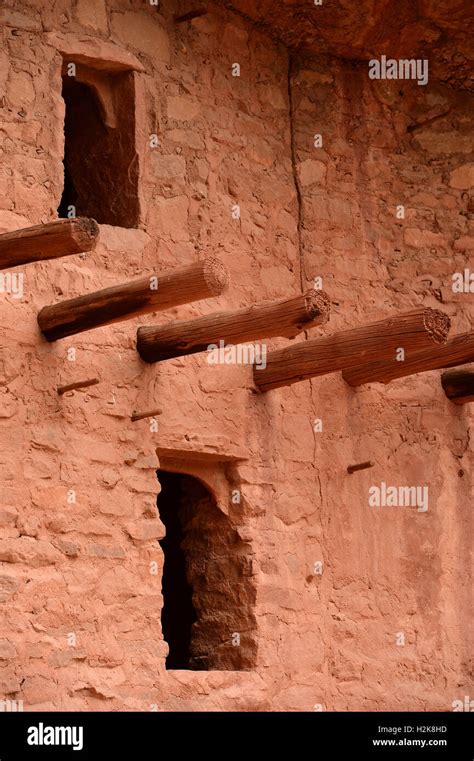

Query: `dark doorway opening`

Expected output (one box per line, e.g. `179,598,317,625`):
157,471,197,670
57,70,139,228
156,468,258,671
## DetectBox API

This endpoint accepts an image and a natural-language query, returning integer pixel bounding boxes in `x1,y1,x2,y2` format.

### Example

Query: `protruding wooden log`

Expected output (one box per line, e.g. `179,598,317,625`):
347,460,374,474
131,408,163,422
137,289,330,364
57,378,99,395
0,218,99,270
254,308,450,392
38,258,229,342
343,331,474,386
441,367,474,404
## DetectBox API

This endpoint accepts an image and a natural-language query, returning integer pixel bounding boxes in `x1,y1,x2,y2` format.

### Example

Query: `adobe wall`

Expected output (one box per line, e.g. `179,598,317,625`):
0,0,471,711
290,56,472,709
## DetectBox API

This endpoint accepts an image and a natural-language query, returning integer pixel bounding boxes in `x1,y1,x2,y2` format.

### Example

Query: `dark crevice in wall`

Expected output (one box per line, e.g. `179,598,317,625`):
288,54,326,514
287,53,306,295
223,1,274,41
157,471,197,669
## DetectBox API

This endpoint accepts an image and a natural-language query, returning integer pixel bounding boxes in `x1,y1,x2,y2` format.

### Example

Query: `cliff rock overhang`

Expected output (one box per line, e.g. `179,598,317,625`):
223,0,473,91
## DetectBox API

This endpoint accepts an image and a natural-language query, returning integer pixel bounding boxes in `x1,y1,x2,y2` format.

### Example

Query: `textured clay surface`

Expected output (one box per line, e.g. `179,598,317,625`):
0,0,472,711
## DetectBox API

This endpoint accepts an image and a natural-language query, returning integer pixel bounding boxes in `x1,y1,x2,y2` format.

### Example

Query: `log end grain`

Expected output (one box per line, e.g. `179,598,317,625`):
423,308,451,345
73,217,100,248
304,288,330,326
202,257,230,296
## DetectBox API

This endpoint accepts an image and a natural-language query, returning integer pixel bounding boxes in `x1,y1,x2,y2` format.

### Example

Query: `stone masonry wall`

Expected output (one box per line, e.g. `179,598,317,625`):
0,0,471,711
287,55,472,710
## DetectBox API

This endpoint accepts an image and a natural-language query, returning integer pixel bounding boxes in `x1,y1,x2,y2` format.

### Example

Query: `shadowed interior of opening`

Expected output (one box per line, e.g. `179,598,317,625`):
157,471,197,669
58,73,139,227
156,469,258,671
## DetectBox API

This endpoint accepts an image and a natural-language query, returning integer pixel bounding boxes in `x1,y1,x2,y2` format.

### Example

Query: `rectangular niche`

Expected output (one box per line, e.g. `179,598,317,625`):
57,60,140,229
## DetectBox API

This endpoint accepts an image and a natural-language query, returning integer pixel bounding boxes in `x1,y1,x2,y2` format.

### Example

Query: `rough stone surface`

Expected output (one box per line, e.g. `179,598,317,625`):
0,0,471,712
227,0,474,91
74,0,108,35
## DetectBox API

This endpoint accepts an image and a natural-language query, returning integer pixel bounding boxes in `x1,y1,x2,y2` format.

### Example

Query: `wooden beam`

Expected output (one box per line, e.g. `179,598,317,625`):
137,289,330,364
343,331,474,386
131,408,163,422
38,258,229,342
254,308,450,392
347,460,374,474
0,218,99,270
57,378,99,395
441,367,474,404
